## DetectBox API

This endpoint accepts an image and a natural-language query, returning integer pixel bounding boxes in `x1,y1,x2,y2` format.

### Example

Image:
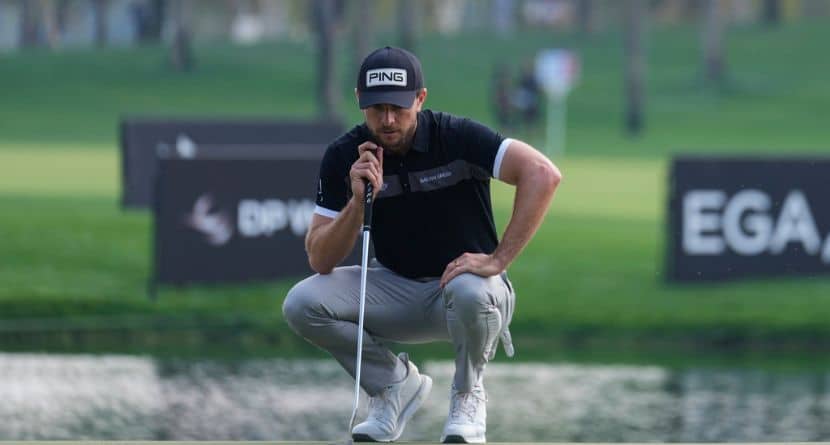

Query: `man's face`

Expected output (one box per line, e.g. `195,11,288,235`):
361,89,427,154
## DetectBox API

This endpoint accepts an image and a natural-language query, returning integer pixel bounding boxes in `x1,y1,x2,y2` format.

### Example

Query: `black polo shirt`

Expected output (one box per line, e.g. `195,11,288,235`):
314,109,512,279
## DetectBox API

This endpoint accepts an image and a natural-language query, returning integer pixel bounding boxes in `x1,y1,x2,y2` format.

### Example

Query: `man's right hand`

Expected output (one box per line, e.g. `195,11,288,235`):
350,141,384,202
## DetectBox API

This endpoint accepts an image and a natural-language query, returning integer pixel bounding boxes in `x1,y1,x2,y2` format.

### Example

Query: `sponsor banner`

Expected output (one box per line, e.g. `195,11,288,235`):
153,157,360,285
667,157,830,282
120,118,343,209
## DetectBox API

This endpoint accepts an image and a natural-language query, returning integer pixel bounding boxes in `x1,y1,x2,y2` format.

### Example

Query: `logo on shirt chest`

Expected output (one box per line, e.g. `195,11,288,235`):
418,170,452,184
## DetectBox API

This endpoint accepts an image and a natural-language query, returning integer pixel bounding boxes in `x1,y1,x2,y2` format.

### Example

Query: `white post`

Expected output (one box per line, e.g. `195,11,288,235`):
536,49,579,158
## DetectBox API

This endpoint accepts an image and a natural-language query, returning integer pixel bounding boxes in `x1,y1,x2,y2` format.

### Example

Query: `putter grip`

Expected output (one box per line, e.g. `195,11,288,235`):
363,181,373,232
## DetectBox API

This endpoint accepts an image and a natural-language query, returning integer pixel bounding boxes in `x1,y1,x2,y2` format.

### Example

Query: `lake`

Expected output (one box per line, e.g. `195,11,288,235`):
1,353,828,441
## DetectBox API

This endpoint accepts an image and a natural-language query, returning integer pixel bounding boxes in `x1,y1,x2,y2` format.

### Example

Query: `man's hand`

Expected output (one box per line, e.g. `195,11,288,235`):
440,252,505,288
350,141,384,201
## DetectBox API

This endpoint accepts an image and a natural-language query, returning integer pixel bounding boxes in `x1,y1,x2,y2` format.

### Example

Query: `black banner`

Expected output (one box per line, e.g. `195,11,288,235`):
667,157,830,282
153,157,361,285
120,118,343,208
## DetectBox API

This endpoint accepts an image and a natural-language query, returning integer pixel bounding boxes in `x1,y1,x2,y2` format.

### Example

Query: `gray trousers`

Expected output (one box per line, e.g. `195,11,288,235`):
282,259,515,396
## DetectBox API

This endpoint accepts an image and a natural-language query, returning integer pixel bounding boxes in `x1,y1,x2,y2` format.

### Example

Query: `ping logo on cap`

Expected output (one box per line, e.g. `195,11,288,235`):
366,68,407,87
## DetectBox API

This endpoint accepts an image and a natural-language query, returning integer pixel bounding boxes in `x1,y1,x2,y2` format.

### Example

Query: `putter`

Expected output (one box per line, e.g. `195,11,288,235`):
336,180,374,445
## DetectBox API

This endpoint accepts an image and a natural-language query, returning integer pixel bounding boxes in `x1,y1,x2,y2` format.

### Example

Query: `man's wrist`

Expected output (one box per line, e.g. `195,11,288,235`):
490,252,510,273
349,194,364,208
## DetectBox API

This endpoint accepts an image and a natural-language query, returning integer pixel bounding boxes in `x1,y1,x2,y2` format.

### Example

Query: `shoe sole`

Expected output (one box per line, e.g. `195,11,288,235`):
351,433,378,442
441,433,486,444
352,374,433,443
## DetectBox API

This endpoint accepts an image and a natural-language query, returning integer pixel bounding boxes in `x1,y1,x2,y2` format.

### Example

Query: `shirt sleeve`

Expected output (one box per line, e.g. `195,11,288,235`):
458,118,513,180
314,146,350,219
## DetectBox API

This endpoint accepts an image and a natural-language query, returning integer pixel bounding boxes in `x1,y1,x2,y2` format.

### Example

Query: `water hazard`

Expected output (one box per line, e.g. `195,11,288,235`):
1,353,829,441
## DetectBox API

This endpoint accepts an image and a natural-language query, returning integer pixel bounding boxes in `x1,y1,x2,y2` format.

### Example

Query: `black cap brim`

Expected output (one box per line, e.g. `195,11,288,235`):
358,90,418,109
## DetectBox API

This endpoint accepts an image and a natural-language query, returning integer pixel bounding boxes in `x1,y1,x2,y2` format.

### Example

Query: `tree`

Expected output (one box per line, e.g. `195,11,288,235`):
701,0,726,86
39,0,60,49
353,0,372,73
398,0,416,52
56,0,71,35
169,0,194,72
762,0,781,26
313,0,339,120
623,0,646,136
576,0,594,34
19,0,40,48
493,0,516,37
131,0,166,43
144,0,167,43
91,0,109,47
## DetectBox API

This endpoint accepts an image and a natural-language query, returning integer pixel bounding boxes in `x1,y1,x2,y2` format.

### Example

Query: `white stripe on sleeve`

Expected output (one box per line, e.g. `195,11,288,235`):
313,205,340,219
493,138,514,180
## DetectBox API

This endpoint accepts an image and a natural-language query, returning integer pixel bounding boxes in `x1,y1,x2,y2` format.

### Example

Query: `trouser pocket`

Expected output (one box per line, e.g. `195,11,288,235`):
499,272,516,358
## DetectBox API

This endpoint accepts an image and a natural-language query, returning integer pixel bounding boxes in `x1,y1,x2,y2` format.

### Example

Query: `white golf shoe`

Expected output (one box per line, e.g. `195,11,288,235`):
352,354,433,442
440,385,487,443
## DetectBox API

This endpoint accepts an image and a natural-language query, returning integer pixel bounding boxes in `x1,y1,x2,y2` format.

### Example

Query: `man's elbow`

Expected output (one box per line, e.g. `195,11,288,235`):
305,233,333,274
533,159,562,193
550,164,563,189
308,254,334,275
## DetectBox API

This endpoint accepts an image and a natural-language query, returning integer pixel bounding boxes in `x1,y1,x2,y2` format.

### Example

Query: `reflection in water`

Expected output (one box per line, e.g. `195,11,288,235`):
1,353,830,441
0,354,162,439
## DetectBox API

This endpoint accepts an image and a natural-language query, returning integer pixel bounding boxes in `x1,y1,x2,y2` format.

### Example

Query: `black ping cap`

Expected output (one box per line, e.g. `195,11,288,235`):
357,46,424,109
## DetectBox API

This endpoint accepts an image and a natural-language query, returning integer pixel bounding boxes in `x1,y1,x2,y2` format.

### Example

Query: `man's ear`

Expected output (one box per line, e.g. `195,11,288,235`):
415,88,428,110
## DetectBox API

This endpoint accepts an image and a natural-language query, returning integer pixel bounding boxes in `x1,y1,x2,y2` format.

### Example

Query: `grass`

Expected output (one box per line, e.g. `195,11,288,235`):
1,21,830,358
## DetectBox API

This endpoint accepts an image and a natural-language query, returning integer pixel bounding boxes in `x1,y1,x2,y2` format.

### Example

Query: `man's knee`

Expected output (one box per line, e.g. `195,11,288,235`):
444,273,491,317
282,278,322,334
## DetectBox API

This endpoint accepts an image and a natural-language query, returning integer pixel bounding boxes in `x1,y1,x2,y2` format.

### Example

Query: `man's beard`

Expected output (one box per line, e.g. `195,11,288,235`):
370,124,416,154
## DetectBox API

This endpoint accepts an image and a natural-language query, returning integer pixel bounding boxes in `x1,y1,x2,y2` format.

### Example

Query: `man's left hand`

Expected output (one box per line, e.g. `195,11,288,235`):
440,253,504,288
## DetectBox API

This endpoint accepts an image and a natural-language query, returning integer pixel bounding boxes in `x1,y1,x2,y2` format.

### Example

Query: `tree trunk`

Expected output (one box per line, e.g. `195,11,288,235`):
576,0,593,34
148,0,166,42
701,0,726,85
683,0,701,19
623,0,646,136
353,0,372,71
39,0,59,49
398,0,416,52
313,0,339,120
493,0,515,37
91,0,108,47
19,0,40,48
762,0,780,26
56,0,70,35
169,0,193,71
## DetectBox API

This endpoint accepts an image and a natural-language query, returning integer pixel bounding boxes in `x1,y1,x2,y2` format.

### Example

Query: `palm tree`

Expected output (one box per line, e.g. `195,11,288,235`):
91,0,108,47
762,0,780,26
398,0,416,52
169,0,193,72
353,0,372,73
313,0,339,119
493,0,516,36
623,0,646,135
19,0,40,48
576,0,594,34
701,0,727,86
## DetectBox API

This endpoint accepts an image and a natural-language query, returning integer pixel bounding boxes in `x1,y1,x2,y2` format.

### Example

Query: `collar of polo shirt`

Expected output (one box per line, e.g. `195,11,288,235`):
411,112,430,153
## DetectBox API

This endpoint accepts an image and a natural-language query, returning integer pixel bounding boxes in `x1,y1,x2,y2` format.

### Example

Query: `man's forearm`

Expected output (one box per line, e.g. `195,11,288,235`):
306,198,363,274
492,160,561,270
